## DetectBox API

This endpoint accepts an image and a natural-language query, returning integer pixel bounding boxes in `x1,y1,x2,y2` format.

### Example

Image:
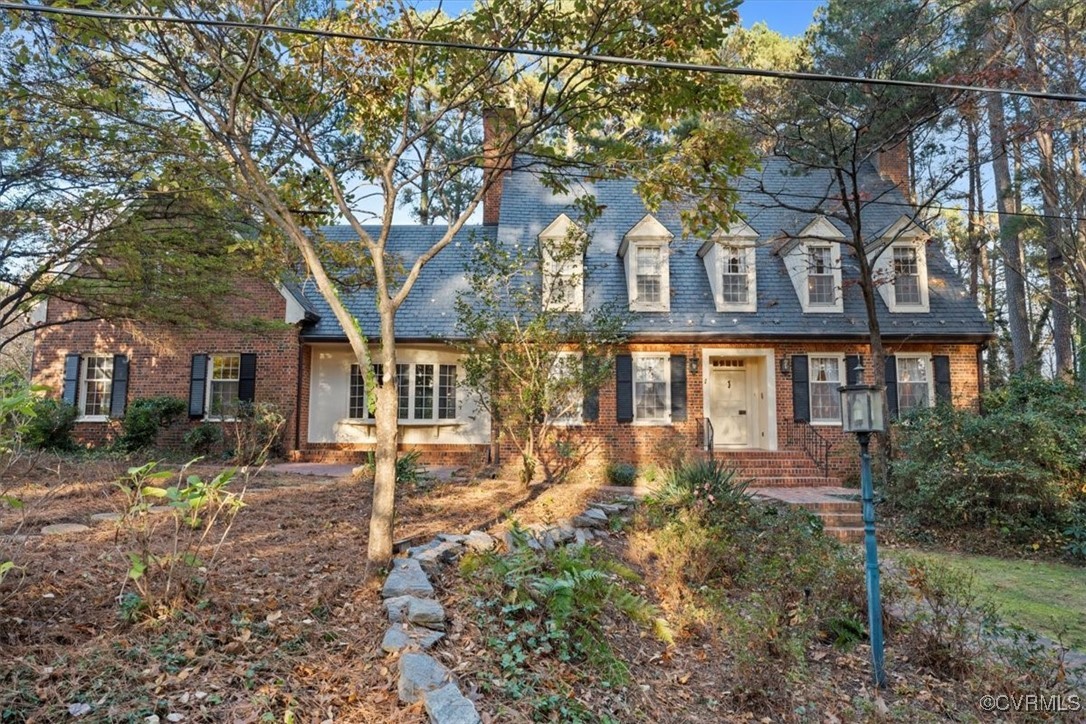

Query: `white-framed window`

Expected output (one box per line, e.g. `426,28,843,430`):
808,246,835,306
620,215,672,311
893,246,922,306
635,245,663,305
699,223,758,313
549,351,583,426
539,214,585,313
809,356,843,424
896,355,932,412
350,361,458,422
721,246,750,304
207,354,241,419
79,355,114,419
633,354,670,423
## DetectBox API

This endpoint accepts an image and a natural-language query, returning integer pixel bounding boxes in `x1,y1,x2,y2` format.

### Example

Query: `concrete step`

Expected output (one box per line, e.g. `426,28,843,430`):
733,467,827,477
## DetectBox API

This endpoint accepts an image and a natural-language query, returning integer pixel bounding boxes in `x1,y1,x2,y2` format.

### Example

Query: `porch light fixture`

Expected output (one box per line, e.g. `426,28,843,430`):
838,362,887,689
689,357,699,375
779,357,790,377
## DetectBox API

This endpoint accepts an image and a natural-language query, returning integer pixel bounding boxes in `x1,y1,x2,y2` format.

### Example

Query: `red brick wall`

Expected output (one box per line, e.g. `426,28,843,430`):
32,277,301,449
493,339,982,477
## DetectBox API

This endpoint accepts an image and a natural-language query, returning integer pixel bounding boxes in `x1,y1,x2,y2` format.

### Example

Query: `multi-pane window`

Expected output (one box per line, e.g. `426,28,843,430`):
808,246,835,306
897,357,930,412
809,357,842,423
395,364,410,419
81,356,113,417
893,247,922,305
349,364,367,419
351,361,459,422
414,364,435,420
635,246,663,305
721,246,749,304
208,354,240,419
634,355,669,422
550,352,583,425
438,365,457,420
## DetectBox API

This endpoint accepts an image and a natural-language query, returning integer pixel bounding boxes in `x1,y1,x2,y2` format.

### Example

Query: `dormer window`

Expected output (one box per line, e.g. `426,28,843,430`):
721,247,749,303
808,246,835,306
539,214,584,312
636,246,663,304
698,220,758,312
867,216,930,313
618,215,672,312
781,217,844,314
893,247,921,305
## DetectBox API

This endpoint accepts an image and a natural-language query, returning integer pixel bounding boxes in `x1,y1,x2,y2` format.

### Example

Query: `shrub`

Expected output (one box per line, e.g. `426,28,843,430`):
889,374,1086,542
229,401,285,466
465,524,669,695
23,397,77,451
117,396,186,452
184,424,223,456
653,458,749,520
605,462,637,486
115,459,245,620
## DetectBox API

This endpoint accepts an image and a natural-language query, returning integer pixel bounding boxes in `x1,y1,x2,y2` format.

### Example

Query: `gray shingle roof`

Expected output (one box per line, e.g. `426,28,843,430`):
301,158,992,341
301,225,496,340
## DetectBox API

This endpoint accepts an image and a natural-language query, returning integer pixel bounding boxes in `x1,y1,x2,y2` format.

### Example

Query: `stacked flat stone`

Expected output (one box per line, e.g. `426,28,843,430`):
380,529,494,724
381,497,636,723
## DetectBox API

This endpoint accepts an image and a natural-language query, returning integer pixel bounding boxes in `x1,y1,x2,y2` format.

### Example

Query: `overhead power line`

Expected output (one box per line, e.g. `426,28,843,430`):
1,2,1085,104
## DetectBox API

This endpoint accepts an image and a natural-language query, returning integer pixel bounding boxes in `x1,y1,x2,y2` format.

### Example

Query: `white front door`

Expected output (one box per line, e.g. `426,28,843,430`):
709,360,750,447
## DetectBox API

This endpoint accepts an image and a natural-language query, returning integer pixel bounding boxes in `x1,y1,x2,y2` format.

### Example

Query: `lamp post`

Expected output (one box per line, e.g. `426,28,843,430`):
839,363,887,689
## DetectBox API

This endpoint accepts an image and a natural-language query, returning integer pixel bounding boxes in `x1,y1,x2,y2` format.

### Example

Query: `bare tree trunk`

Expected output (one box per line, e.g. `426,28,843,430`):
1016,0,1074,378
986,90,1032,371
368,310,400,568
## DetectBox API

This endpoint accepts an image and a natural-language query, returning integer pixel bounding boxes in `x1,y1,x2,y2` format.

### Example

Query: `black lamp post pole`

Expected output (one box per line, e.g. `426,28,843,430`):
858,430,887,688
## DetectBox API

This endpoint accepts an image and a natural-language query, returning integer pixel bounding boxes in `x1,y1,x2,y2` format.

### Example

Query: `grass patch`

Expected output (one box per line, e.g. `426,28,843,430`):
894,548,1086,649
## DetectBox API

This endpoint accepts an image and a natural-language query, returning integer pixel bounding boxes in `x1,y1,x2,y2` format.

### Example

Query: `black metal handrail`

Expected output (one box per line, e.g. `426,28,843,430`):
698,417,715,460
791,420,831,477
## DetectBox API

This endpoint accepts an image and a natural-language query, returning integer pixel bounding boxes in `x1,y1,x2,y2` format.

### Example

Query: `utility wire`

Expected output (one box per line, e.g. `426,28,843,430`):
1,1,1085,104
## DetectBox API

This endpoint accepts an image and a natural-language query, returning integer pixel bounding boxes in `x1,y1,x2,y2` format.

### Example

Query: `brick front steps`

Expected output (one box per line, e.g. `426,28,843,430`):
749,486,865,544
714,450,841,489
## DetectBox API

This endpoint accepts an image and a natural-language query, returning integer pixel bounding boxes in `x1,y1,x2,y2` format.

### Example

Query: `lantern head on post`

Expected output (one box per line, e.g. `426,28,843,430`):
838,363,885,434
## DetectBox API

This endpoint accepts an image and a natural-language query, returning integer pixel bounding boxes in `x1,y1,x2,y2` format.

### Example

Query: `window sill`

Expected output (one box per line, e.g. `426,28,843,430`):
630,418,672,427
203,417,237,423
630,304,670,313
76,415,110,423
551,420,585,427
338,419,462,428
810,420,842,427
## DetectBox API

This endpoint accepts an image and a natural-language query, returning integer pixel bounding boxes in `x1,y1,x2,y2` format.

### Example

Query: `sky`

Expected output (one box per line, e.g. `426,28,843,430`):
738,0,822,36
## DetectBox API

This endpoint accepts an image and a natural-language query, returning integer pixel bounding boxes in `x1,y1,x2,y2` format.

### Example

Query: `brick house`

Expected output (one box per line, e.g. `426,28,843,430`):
32,152,991,483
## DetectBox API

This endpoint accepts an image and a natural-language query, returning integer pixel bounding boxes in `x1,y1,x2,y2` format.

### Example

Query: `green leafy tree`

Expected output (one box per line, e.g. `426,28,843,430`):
4,0,751,566
456,221,627,486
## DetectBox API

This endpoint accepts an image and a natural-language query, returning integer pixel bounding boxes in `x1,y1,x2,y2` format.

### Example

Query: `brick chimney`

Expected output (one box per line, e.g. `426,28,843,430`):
482,108,514,226
876,141,911,199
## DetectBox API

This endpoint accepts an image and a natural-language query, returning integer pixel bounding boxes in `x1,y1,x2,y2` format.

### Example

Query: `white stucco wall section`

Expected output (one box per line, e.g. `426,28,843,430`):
307,344,490,445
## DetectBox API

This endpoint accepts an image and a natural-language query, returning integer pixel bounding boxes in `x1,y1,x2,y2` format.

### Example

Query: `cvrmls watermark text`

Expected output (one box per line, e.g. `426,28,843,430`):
978,693,1081,713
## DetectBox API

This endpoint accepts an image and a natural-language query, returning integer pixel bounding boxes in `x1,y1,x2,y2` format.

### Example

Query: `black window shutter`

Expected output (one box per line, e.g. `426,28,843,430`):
933,355,951,404
615,355,633,423
670,355,687,422
792,355,810,422
189,354,208,418
61,353,81,406
109,355,129,418
582,356,599,423
238,353,257,403
844,355,862,385
885,356,899,418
